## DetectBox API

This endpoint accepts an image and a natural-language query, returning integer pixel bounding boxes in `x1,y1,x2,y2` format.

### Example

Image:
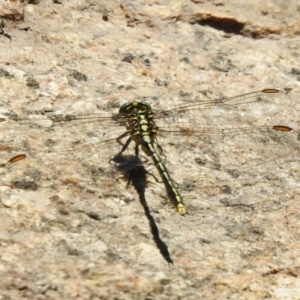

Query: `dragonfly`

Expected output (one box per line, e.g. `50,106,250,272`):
0,88,299,214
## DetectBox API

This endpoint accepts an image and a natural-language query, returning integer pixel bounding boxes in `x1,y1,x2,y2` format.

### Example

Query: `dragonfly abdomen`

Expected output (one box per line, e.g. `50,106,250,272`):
144,140,186,215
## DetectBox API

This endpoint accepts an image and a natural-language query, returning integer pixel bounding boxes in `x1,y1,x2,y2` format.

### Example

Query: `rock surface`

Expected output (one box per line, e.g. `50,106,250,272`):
0,1,299,299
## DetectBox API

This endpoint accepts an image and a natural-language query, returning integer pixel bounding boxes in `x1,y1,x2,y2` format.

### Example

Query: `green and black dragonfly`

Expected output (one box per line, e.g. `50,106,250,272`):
0,88,299,214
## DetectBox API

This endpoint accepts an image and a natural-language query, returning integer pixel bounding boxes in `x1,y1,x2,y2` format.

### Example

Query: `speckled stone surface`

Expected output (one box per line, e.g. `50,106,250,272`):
0,1,299,299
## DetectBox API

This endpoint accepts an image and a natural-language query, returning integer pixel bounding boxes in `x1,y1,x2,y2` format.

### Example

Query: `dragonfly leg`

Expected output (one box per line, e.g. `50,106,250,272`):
116,132,132,154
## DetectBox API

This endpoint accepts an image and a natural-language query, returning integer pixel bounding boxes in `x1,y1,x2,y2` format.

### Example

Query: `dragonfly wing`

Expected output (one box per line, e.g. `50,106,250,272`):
154,89,292,125
156,123,299,175
0,112,118,130
0,115,127,165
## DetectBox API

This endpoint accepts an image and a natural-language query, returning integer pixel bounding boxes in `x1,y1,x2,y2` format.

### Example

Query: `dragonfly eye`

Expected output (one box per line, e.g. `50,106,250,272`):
119,102,151,114
119,102,130,113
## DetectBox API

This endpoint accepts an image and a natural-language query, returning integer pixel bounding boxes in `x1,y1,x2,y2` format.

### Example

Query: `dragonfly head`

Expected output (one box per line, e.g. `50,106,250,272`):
119,101,152,115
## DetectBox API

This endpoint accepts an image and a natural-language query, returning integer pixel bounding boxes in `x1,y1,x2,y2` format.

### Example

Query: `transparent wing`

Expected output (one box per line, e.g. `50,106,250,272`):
149,89,298,171
157,124,299,167
0,88,298,191
154,89,292,124
1,88,298,166
0,112,118,130
0,112,129,166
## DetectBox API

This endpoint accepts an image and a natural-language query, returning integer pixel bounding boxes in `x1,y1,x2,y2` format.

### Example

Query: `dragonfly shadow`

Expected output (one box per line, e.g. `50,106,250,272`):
112,154,174,265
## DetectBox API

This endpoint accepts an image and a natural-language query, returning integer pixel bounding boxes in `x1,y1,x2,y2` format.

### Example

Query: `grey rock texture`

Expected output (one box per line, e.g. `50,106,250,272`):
0,1,299,299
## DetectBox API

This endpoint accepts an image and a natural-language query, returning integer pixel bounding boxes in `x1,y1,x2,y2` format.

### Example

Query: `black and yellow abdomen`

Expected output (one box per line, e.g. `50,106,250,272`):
117,101,186,215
